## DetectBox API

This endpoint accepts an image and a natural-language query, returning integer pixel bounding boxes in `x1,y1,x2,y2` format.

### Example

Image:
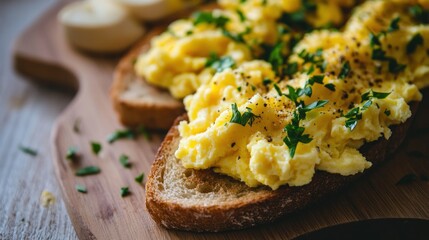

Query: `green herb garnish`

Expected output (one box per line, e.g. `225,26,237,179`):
19,146,38,157
297,48,325,73
91,142,102,155
75,166,101,176
135,173,145,184
384,109,391,116
283,100,328,158
120,187,130,197
396,173,418,185
338,61,351,79
76,185,87,193
222,27,250,44
205,53,236,73
387,17,400,33
324,83,336,91
107,126,150,144
409,5,429,24
284,62,298,77
343,90,390,130
66,147,78,160
268,42,284,75
119,154,132,168
236,10,246,22
262,78,272,86
230,103,260,127
193,12,229,28
407,33,424,54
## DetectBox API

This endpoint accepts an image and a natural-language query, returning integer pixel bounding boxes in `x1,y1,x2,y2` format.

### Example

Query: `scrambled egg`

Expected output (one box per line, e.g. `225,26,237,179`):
135,0,359,98
138,0,429,190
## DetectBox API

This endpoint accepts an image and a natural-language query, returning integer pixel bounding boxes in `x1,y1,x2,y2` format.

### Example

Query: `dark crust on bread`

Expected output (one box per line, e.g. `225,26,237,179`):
146,102,418,232
110,27,185,130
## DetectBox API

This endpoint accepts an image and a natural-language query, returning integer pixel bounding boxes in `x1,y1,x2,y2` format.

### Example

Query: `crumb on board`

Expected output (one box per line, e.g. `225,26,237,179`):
40,190,56,207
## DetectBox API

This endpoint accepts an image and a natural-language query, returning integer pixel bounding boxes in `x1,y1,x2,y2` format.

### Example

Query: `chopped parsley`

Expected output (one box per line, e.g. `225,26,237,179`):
205,53,236,72
119,154,132,168
284,100,328,158
66,147,78,161
193,12,229,28
369,25,406,74
268,42,285,75
387,17,400,33
298,49,326,73
75,185,87,193
19,146,38,157
344,90,390,130
396,173,418,185
222,27,250,44
120,187,130,197
107,126,150,144
324,83,336,91
236,10,246,22
409,5,429,24
230,103,260,127
135,173,145,184
279,0,316,31
338,61,351,79
284,62,298,77
384,109,391,116
274,75,325,102
406,33,424,54
91,142,102,155
75,166,101,176
262,78,272,86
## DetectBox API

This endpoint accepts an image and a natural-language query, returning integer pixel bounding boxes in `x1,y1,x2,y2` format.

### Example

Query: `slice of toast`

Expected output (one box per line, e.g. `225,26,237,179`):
146,102,418,232
110,27,185,130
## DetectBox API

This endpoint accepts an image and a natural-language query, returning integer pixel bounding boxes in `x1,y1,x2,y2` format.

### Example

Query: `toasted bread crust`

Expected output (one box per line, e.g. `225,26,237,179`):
110,27,185,130
146,102,418,232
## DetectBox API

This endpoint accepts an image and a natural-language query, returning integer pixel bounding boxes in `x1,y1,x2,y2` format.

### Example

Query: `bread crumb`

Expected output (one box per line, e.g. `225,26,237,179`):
40,190,56,207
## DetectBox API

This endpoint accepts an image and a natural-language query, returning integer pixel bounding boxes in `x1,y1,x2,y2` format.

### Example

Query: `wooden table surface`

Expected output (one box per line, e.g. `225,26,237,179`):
0,0,77,239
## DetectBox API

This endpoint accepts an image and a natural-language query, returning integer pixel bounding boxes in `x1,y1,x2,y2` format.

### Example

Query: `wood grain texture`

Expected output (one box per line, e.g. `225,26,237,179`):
10,0,429,239
0,0,77,239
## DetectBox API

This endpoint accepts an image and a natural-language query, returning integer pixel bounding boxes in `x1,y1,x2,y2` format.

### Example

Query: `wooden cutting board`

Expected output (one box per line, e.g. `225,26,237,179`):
13,0,429,239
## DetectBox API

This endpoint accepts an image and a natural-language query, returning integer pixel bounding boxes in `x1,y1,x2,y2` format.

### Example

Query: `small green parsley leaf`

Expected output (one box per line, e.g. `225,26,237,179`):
120,187,130,197
193,12,229,28
268,42,284,75
91,142,102,155
387,17,400,33
19,146,38,157
369,32,382,48
324,83,336,91
384,109,391,116
407,33,424,54
388,59,406,74
230,103,260,127
135,173,145,184
361,90,391,102
75,166,100,176
206,53,235,72
338,61,351,79
396,173,418,185
119,154,132,168
236,10,246,22
262,78,272,86
222,27,250,44
75,185,87,193
107,126,150,144
409,5,429,24
66,147,78,161
284,62,298,76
